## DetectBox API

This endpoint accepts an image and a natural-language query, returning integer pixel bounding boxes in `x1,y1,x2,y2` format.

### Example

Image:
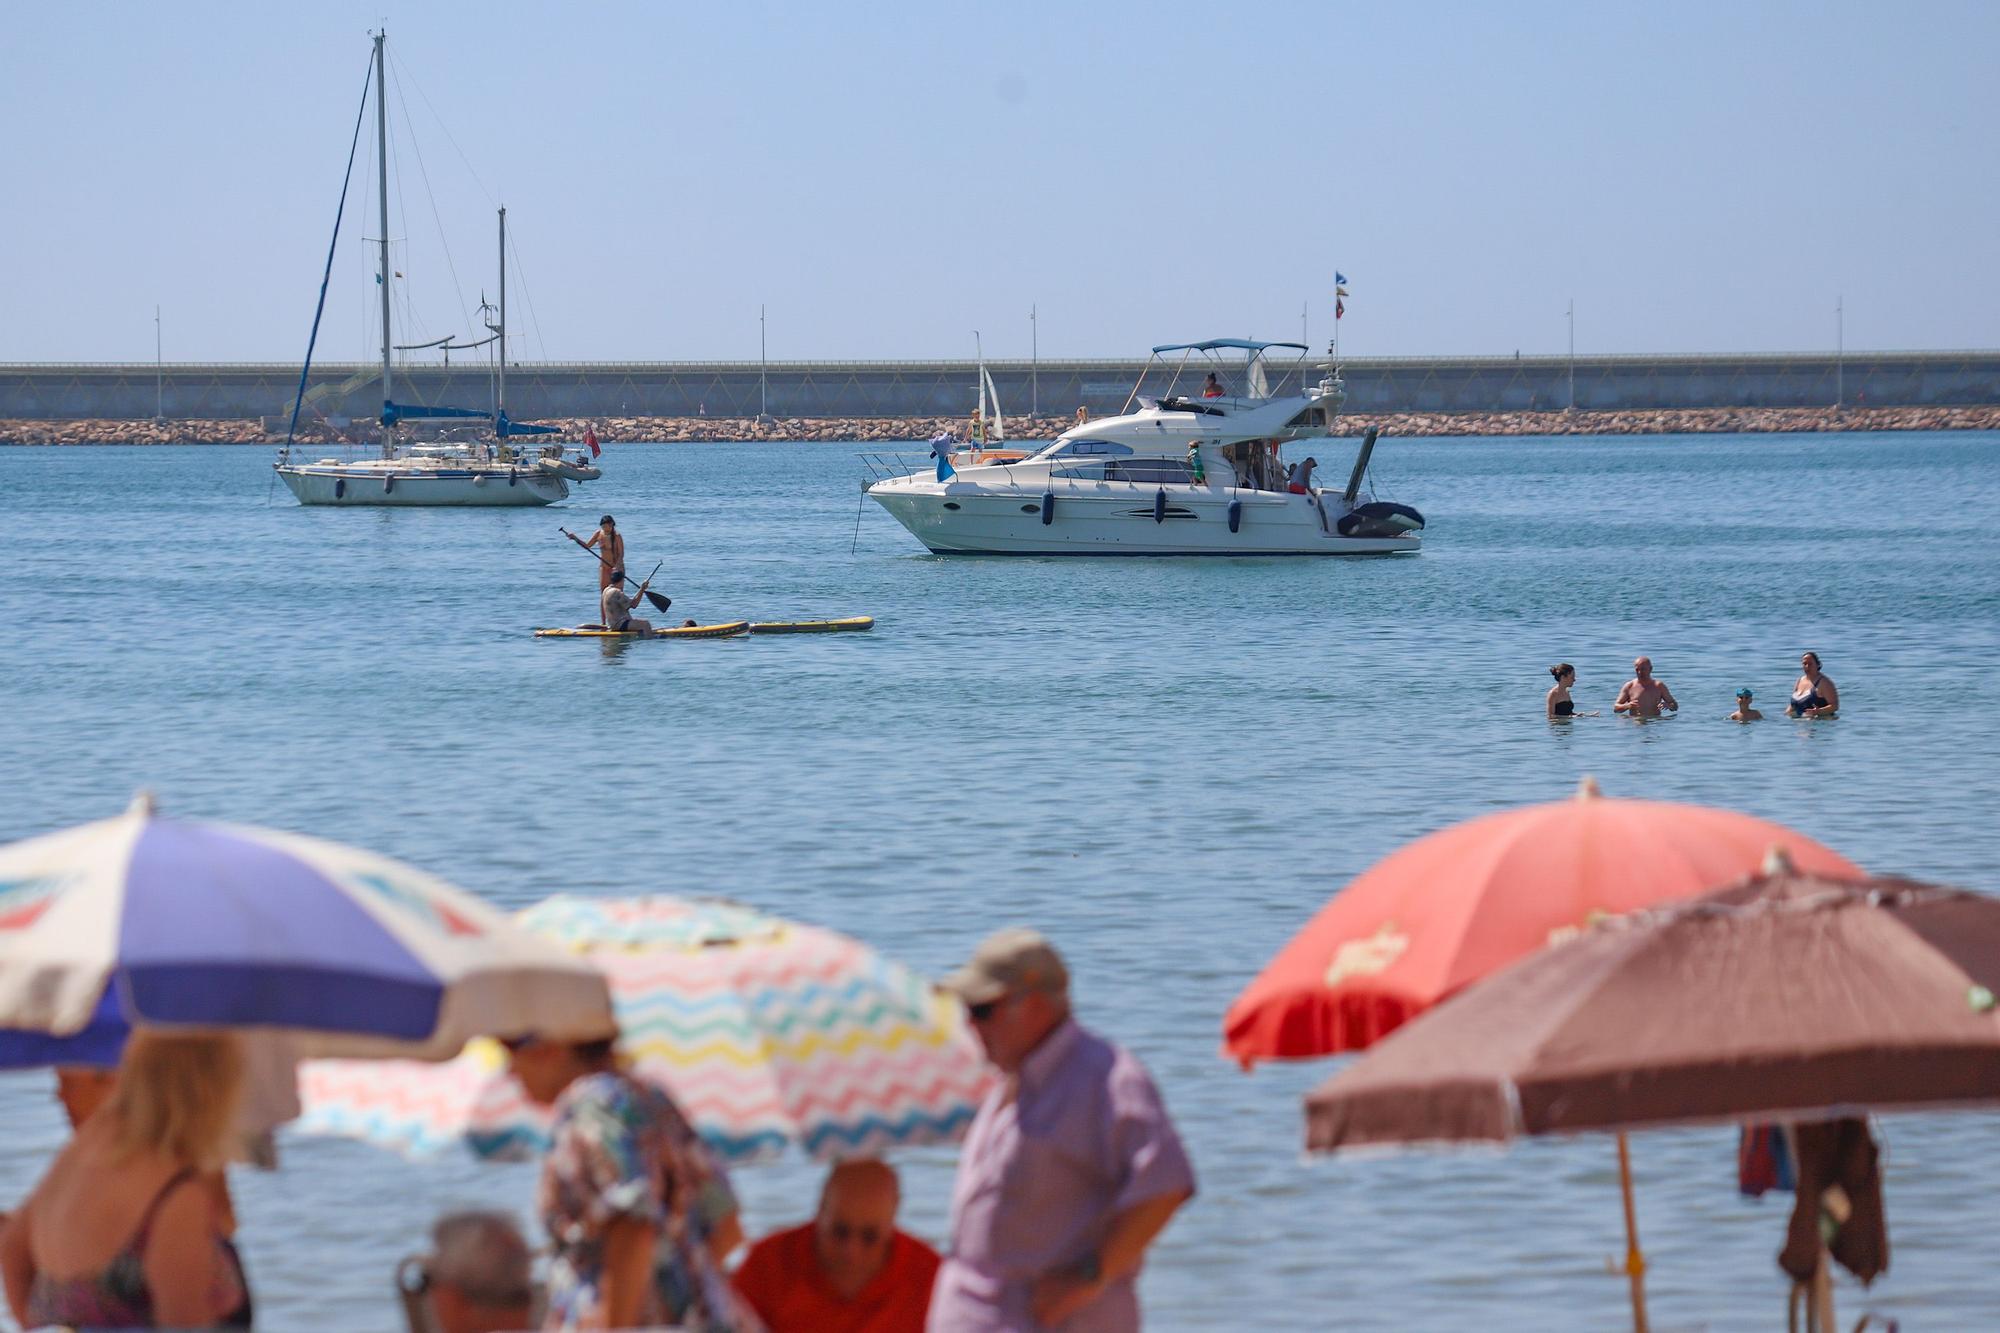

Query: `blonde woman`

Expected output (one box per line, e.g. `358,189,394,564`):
1,1032,249,1329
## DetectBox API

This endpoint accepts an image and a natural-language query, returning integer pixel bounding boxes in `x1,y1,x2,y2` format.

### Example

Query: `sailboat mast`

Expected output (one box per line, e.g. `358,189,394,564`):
497,207,507,433
374,31,393,432
974,331,986,446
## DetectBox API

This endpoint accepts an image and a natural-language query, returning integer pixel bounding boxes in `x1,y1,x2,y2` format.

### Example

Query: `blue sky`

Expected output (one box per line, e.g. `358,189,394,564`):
2,2,1993,362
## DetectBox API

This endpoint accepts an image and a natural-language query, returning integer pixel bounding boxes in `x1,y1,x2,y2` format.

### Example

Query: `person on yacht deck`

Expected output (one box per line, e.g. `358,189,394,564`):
1287,457,1318,495
1201,373,1226,398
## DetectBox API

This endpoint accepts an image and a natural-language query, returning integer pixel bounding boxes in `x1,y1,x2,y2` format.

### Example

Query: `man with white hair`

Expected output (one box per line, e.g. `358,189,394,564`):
423,1211,534,1333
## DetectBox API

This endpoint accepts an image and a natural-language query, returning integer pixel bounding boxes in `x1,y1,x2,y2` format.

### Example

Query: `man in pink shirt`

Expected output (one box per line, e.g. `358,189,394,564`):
930,929,1196,1332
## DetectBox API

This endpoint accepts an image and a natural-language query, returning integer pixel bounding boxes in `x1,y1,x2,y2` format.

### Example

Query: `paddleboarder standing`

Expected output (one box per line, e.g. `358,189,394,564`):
584,516,624,600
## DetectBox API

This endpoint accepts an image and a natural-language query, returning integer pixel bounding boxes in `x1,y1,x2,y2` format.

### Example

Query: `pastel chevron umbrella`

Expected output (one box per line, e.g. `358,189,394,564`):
299,895,994,1163
0,797,614,1060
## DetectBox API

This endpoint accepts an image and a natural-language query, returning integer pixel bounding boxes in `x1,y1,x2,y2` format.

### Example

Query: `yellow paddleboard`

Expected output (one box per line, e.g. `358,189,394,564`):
748,616,875,634
534,622,750,640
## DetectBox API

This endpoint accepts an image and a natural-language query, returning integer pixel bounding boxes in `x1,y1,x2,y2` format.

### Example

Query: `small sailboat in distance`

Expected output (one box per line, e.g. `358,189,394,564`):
273,31,593,507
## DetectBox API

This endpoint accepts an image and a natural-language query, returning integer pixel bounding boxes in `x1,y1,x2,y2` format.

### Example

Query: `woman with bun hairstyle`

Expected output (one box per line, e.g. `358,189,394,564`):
1546,664,1597,719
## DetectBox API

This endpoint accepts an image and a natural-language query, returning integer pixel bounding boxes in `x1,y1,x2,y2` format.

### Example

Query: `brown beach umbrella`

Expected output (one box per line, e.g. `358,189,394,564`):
1306,865,2000,1328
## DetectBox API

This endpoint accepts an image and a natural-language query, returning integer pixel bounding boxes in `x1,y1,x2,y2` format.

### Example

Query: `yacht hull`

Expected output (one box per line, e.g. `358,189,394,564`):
868,483,1420,556
276,465,568,507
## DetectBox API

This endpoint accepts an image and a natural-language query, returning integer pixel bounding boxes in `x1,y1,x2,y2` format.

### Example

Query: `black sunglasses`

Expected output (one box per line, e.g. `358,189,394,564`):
966,997,1006,1022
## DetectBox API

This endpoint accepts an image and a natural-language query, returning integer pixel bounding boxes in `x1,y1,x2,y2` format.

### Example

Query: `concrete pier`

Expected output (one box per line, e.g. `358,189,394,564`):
2,350,1995,423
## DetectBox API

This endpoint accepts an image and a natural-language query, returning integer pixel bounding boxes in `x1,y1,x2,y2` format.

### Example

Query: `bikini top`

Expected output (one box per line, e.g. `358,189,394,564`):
24,1168,246,1330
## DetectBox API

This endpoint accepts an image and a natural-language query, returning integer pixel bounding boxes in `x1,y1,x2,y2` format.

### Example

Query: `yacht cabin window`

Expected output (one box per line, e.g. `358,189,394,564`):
1284,407,1328,428
1040,439,1135,459
1105,458,1196,484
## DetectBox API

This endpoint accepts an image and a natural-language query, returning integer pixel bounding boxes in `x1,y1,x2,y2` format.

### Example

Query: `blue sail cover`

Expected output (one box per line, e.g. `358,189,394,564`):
1151,338,1310,355
381,400,493,426
497,412,559,438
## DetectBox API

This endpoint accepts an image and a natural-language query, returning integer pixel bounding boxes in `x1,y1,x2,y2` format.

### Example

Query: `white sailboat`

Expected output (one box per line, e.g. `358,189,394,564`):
274,32,592,507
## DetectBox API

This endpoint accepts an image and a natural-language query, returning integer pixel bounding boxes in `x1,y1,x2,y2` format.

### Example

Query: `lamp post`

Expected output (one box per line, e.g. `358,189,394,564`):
1566,298,1576,412
1030,304,1037,418
1835,295,1844,410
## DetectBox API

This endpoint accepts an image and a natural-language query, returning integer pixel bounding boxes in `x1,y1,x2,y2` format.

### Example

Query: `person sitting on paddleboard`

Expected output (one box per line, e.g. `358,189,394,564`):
599,571,654,636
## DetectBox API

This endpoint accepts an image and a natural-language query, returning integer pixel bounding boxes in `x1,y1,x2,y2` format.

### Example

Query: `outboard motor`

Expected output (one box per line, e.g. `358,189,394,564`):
1337,502,1426,538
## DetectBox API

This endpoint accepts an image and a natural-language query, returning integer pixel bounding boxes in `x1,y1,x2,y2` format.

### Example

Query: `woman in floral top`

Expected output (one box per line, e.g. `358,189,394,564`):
507,1032,756,1331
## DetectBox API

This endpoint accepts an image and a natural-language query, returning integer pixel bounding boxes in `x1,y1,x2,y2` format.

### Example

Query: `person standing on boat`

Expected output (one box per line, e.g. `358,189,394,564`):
1201,373,1226,399
1613,656,1679,718
1287,456,1318,495
584,516,625,600
1788,652,1839,717
600,574,655,637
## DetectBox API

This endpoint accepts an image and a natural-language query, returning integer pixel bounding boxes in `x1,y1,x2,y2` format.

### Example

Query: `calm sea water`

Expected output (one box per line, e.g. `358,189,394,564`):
1,433,1996,1331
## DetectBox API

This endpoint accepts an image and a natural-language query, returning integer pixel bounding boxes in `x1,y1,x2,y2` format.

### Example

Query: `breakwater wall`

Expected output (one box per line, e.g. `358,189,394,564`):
3,351,1996,423
8,404,1996,447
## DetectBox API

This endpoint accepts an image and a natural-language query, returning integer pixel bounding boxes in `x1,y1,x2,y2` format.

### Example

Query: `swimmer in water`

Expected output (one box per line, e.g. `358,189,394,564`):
1788,652,1838,717
1545,664,1599,718
1728,687,1764,722
1613,656,1679,719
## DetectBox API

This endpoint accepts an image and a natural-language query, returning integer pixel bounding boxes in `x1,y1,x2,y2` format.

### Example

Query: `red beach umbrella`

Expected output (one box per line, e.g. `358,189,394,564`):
1223,778,1863,1068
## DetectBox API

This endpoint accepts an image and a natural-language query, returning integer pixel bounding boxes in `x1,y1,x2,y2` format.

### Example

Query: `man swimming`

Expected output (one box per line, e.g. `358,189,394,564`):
1613,656,1679,718
1729,687,1764,722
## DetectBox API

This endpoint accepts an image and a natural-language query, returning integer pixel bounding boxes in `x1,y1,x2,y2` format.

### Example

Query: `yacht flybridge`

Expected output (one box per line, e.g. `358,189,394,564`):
273,32,597,508
864,339,1425,555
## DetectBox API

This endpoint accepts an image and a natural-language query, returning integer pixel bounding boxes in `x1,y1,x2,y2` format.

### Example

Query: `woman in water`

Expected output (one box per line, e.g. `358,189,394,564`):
1788,651,1839,717
1546,664,1597,718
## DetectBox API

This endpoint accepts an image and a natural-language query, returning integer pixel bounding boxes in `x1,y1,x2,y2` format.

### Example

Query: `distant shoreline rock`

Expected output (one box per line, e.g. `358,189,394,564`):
3,404,1996,446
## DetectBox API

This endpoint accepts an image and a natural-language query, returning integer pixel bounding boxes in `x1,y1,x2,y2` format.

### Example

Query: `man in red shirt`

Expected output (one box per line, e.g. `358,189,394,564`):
732,1160,940,1333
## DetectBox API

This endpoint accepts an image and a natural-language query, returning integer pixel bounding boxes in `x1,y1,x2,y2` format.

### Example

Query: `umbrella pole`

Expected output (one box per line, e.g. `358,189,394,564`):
1616,1132,1651,1333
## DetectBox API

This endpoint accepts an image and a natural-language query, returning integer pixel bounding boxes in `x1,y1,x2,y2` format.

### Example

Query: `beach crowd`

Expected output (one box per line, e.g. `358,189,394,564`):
0,930,1192,1332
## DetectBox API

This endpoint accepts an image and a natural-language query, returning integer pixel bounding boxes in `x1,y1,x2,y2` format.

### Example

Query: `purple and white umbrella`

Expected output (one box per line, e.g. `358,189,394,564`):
0,796,613,1060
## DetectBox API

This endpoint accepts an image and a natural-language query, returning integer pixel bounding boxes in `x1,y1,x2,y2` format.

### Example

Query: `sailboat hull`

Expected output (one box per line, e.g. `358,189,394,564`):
275,465,568,507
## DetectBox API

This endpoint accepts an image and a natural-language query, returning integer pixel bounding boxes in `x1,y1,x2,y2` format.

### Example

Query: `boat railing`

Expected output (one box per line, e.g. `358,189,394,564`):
859,448,1044,483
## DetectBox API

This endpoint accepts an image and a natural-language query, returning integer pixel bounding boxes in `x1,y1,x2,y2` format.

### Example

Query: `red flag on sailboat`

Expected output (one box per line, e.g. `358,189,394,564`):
584,426,601,458
1335,298,1345,320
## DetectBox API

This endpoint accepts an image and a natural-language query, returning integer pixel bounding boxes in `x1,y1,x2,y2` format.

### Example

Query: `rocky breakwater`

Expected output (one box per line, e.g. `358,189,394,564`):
3,405,1996,446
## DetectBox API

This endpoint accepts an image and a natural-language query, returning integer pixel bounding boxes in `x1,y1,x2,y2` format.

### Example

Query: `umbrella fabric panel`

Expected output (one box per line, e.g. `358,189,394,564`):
121,821,441,1039
1225,795,1862,1067
297,896,992,1164
1306,876,2000,1152
0,816,138,1036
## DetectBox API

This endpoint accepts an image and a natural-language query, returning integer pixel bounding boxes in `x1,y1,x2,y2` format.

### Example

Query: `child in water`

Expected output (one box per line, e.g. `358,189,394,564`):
1729,688,1764,722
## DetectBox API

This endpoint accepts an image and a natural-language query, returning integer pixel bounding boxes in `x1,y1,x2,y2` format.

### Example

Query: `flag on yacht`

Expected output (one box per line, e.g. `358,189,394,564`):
1336,298,1345,320
1335,271,1348,285
584,425,601,458
1336,286,1350,297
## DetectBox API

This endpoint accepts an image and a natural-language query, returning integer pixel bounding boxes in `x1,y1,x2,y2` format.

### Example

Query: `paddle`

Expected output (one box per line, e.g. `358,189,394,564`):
562,528,672,612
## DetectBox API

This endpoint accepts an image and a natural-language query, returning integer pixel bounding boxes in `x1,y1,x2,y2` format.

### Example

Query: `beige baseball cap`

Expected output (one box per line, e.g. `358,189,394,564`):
941,928,1069,1006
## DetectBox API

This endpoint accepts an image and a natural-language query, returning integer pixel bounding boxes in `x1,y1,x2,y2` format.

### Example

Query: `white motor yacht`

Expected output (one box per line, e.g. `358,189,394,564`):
864,339,1424,556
